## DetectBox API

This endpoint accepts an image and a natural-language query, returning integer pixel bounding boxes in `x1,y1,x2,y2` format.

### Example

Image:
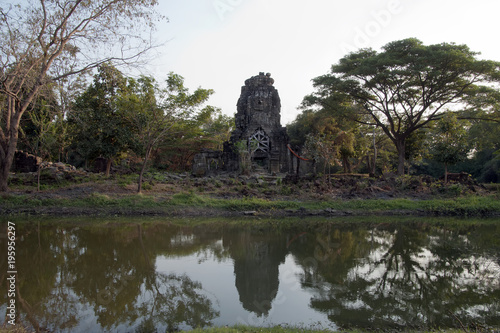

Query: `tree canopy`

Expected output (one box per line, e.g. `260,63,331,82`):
122,72,215,193
303,38,500,175
69,63,132,174
429,113,470,182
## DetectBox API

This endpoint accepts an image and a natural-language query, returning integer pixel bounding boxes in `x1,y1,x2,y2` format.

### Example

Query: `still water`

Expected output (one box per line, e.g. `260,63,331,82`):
1,217,499,332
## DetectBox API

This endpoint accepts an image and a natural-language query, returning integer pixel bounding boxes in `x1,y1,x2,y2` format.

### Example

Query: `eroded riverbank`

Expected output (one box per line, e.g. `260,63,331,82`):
2,193,500,218
2,173,500,217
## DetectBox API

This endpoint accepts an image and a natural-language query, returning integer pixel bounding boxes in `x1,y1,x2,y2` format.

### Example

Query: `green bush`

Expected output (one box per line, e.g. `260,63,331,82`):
85,193,113,206
280,186,293,195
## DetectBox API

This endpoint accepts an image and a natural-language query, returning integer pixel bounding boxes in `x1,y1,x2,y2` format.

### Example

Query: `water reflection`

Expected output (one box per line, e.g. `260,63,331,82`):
1,218,499,332
295,223,500,330
224,230,288,316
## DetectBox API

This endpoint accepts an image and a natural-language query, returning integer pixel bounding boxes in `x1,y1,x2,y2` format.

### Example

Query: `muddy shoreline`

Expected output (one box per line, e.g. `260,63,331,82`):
3,205,500,218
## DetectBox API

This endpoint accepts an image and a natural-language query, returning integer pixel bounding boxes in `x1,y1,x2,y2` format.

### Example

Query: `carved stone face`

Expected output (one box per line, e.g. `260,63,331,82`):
249,89,272,112
252,97,265,111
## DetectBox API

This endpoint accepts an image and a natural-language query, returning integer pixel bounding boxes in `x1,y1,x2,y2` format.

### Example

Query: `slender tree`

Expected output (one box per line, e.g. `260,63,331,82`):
0,0,163,191
123,73,214,193
304,38,500,175
155,106,231,171
26,101,59,191
288,107,368,174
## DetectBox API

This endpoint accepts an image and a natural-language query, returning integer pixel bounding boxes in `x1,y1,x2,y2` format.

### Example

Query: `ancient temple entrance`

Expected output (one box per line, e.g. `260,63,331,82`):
249,127,270,169
249,128,270,154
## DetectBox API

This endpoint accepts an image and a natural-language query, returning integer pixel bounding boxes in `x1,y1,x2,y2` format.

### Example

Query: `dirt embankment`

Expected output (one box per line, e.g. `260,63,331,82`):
3,170,498,217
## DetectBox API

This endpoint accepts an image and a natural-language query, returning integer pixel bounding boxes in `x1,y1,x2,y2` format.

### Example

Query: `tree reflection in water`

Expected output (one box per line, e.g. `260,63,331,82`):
291,222,500,330
1,218,499,331
0,221,220,332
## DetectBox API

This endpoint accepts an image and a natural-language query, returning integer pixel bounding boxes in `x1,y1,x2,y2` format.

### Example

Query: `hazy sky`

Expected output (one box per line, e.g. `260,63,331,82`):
144,0,500,125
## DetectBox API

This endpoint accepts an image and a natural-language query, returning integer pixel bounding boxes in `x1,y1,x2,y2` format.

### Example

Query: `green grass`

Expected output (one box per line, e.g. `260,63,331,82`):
163,192,500,215
181,326,332,333
2,191,500,217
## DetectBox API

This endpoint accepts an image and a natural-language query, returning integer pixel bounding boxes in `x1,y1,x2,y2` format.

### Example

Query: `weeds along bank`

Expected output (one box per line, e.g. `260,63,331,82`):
3,171,500,217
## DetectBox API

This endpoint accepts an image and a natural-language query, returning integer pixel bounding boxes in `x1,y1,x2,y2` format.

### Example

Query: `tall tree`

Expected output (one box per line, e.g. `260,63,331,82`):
0,0,163,191
123,73,214,193
69,64,132,175
26,99,60,191
304,38,500,175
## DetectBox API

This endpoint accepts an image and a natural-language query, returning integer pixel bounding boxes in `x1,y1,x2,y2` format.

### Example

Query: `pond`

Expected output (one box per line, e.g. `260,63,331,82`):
1,216,499,332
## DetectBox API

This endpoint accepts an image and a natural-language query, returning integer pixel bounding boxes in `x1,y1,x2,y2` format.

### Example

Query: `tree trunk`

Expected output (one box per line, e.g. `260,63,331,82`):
0,129,20,192
343,156,352,173
0,162,10,192
444,164,448,184
396,139,406,176
37,164,41,192
105,158,113,177
295,155,300,176
138,147,152,194
1,90,40,192
372,127,377,175
0,156,11,192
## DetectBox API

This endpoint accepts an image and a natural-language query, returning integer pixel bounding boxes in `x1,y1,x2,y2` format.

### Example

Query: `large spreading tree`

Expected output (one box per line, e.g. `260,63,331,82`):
0,0,162,191
304,38,500,175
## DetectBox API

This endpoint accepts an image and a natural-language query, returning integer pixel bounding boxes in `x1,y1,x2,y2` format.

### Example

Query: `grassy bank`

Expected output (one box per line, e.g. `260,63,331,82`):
2,190,500,217
180,326,473,333
3,171,500,217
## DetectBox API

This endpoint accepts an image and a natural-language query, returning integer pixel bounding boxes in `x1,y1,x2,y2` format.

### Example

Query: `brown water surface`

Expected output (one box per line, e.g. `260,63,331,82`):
1,217,499,332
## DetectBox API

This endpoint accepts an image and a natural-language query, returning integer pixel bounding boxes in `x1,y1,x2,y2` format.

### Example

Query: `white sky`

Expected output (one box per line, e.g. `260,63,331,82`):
143,0,500,125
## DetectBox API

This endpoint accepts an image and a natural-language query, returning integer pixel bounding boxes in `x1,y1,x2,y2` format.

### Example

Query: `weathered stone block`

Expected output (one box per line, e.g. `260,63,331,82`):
12,151,42,173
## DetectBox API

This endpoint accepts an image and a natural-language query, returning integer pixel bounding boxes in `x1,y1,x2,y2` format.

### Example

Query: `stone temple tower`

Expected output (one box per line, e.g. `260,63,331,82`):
224,72,290,173
191,72,292,176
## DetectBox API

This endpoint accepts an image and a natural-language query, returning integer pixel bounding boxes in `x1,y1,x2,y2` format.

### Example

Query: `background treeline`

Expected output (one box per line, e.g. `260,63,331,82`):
288,106,500,183
14,41,500,184
17,63,233,176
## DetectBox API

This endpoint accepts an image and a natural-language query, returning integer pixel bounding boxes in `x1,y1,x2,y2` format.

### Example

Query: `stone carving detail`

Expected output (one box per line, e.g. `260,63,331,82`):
232,72,281,143
249,128,270,153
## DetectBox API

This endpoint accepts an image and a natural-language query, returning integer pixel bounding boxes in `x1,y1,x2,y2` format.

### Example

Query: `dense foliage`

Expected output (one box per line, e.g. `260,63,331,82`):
66,65,229,178
6,35,500,185
292,38,500,181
